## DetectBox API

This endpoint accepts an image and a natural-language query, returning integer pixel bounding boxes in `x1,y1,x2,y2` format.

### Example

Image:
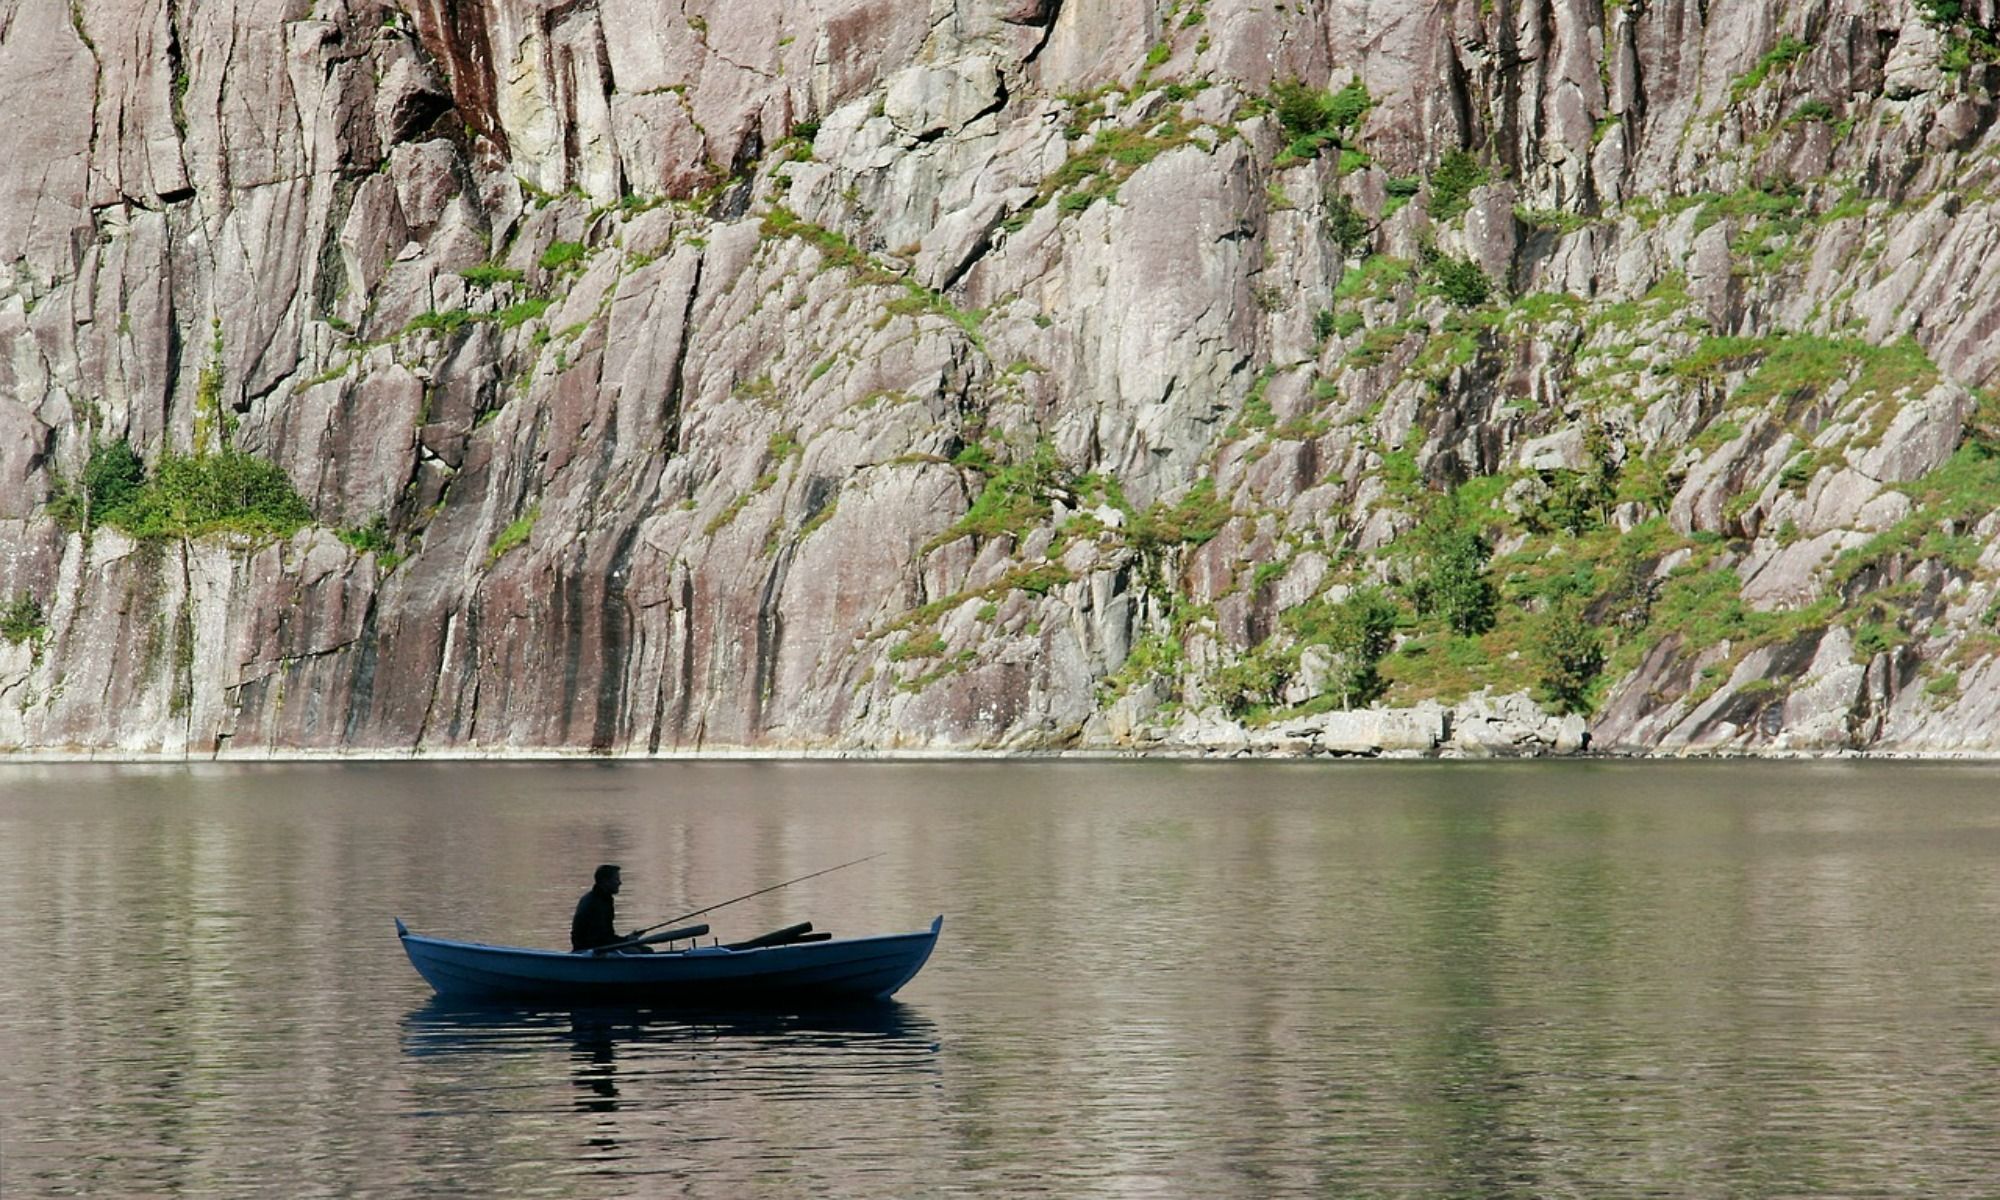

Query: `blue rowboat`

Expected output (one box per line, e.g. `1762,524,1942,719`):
396,916,942,1006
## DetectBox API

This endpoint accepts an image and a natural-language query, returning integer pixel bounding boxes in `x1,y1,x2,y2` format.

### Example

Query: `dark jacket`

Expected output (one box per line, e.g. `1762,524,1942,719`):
571,885,620,951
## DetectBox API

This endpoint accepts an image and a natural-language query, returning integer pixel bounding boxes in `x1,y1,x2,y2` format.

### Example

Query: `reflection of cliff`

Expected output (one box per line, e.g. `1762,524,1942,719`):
5,4,2000,755
3,762,1999,1191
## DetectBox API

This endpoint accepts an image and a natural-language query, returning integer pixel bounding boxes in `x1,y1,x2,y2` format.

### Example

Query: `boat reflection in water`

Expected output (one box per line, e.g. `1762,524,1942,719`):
400,997,942,1129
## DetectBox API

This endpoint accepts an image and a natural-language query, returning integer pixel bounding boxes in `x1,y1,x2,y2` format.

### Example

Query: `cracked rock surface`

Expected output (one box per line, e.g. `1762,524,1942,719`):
4,0,2000,757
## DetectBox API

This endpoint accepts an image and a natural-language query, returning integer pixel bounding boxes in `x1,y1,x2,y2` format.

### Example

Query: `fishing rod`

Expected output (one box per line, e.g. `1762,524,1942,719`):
628,853,884,939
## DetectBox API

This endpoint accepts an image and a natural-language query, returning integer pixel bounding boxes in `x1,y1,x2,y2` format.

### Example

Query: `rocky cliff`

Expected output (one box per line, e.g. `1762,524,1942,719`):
3,0,2000,756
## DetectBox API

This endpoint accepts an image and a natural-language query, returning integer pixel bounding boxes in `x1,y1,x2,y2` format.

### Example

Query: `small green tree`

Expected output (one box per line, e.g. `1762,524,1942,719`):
1214,647,1288,716
1408,496,1497,636
1324,586,1400,708
1527,424,1618,535
1535,591,1605,713
1430,254,1491,308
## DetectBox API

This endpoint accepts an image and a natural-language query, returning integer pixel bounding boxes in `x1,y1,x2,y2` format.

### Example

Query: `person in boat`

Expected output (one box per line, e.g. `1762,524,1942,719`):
571,863,650,953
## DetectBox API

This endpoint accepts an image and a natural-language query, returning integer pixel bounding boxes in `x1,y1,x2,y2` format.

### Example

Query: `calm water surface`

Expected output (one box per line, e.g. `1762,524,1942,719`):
2,761,1998,1197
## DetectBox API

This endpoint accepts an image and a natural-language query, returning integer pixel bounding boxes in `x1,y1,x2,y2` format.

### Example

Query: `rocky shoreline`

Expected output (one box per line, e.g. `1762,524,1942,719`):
16,684,2000,762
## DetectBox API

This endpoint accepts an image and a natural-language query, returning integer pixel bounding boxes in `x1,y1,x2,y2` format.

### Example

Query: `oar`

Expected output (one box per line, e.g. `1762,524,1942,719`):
725,921,813,951
590,922,709,956
625,853,884,939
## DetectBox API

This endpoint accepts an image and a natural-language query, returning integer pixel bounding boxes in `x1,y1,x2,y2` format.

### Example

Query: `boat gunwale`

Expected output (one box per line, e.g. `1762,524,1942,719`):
397,916,942,962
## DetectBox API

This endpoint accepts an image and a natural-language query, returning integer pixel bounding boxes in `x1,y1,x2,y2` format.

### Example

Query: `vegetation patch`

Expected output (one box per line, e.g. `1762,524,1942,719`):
1427,149,1488,223
1534,590,1605,713
1130,478,1232,550
487,504,540,564
1917,2,1999,71
1407,496,1498,636
461,264,526,287
82,442,313,541
538,240,589,273
1033,116,1203,217
1426,253,1492,309
763,206,984,345
888,629,949,662
495,298,554,329
1323,192,1372,254
0,596,47,645
1269,79,1371,166
1674,333,1938,421
1731,36,1812,101
337,516,404,571
939,442,1068,546
405,310,476,337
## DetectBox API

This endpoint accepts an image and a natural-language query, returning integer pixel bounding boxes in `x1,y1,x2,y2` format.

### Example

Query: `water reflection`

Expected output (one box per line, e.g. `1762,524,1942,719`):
390,998,943,1191
400,1000,940,1144
401,997,938,1060
3,762,2000,1196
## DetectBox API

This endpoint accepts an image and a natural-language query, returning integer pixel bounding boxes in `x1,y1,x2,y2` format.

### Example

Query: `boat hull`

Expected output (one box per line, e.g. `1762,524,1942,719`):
397,916,942,1006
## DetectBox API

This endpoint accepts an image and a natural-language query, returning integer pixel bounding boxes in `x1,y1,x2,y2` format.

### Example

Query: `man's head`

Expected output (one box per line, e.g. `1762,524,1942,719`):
593,863,623,893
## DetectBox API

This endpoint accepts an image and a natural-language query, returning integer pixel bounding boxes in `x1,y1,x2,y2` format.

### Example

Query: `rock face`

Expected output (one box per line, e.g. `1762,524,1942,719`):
4,0,2000,756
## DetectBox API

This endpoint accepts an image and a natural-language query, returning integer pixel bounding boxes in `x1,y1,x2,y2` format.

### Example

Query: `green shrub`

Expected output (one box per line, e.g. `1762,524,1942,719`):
1430,254,1491,308
1921,2,2000,68
1528,429,1619,535
83,440,146,525
111,450,313,540
0,596,46,644
1215,649,1288,716
951,442,1068,542
406,310,474,336
1731,36,1812,101
1323,81,1372,132
1428,149,1488,223
1272,80,1333,141
1527,469,1613,536
1131,478,1231,549
1323,192,1371,253
1269,79,1371,164
889,629,949,662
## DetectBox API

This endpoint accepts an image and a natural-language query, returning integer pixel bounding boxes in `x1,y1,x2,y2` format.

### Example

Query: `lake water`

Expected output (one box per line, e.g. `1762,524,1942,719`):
1,760,1998,1197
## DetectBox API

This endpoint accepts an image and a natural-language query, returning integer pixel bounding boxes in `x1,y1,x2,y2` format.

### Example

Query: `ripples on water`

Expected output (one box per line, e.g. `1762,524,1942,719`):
1,761,1998,1196
396,1002,942,1196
